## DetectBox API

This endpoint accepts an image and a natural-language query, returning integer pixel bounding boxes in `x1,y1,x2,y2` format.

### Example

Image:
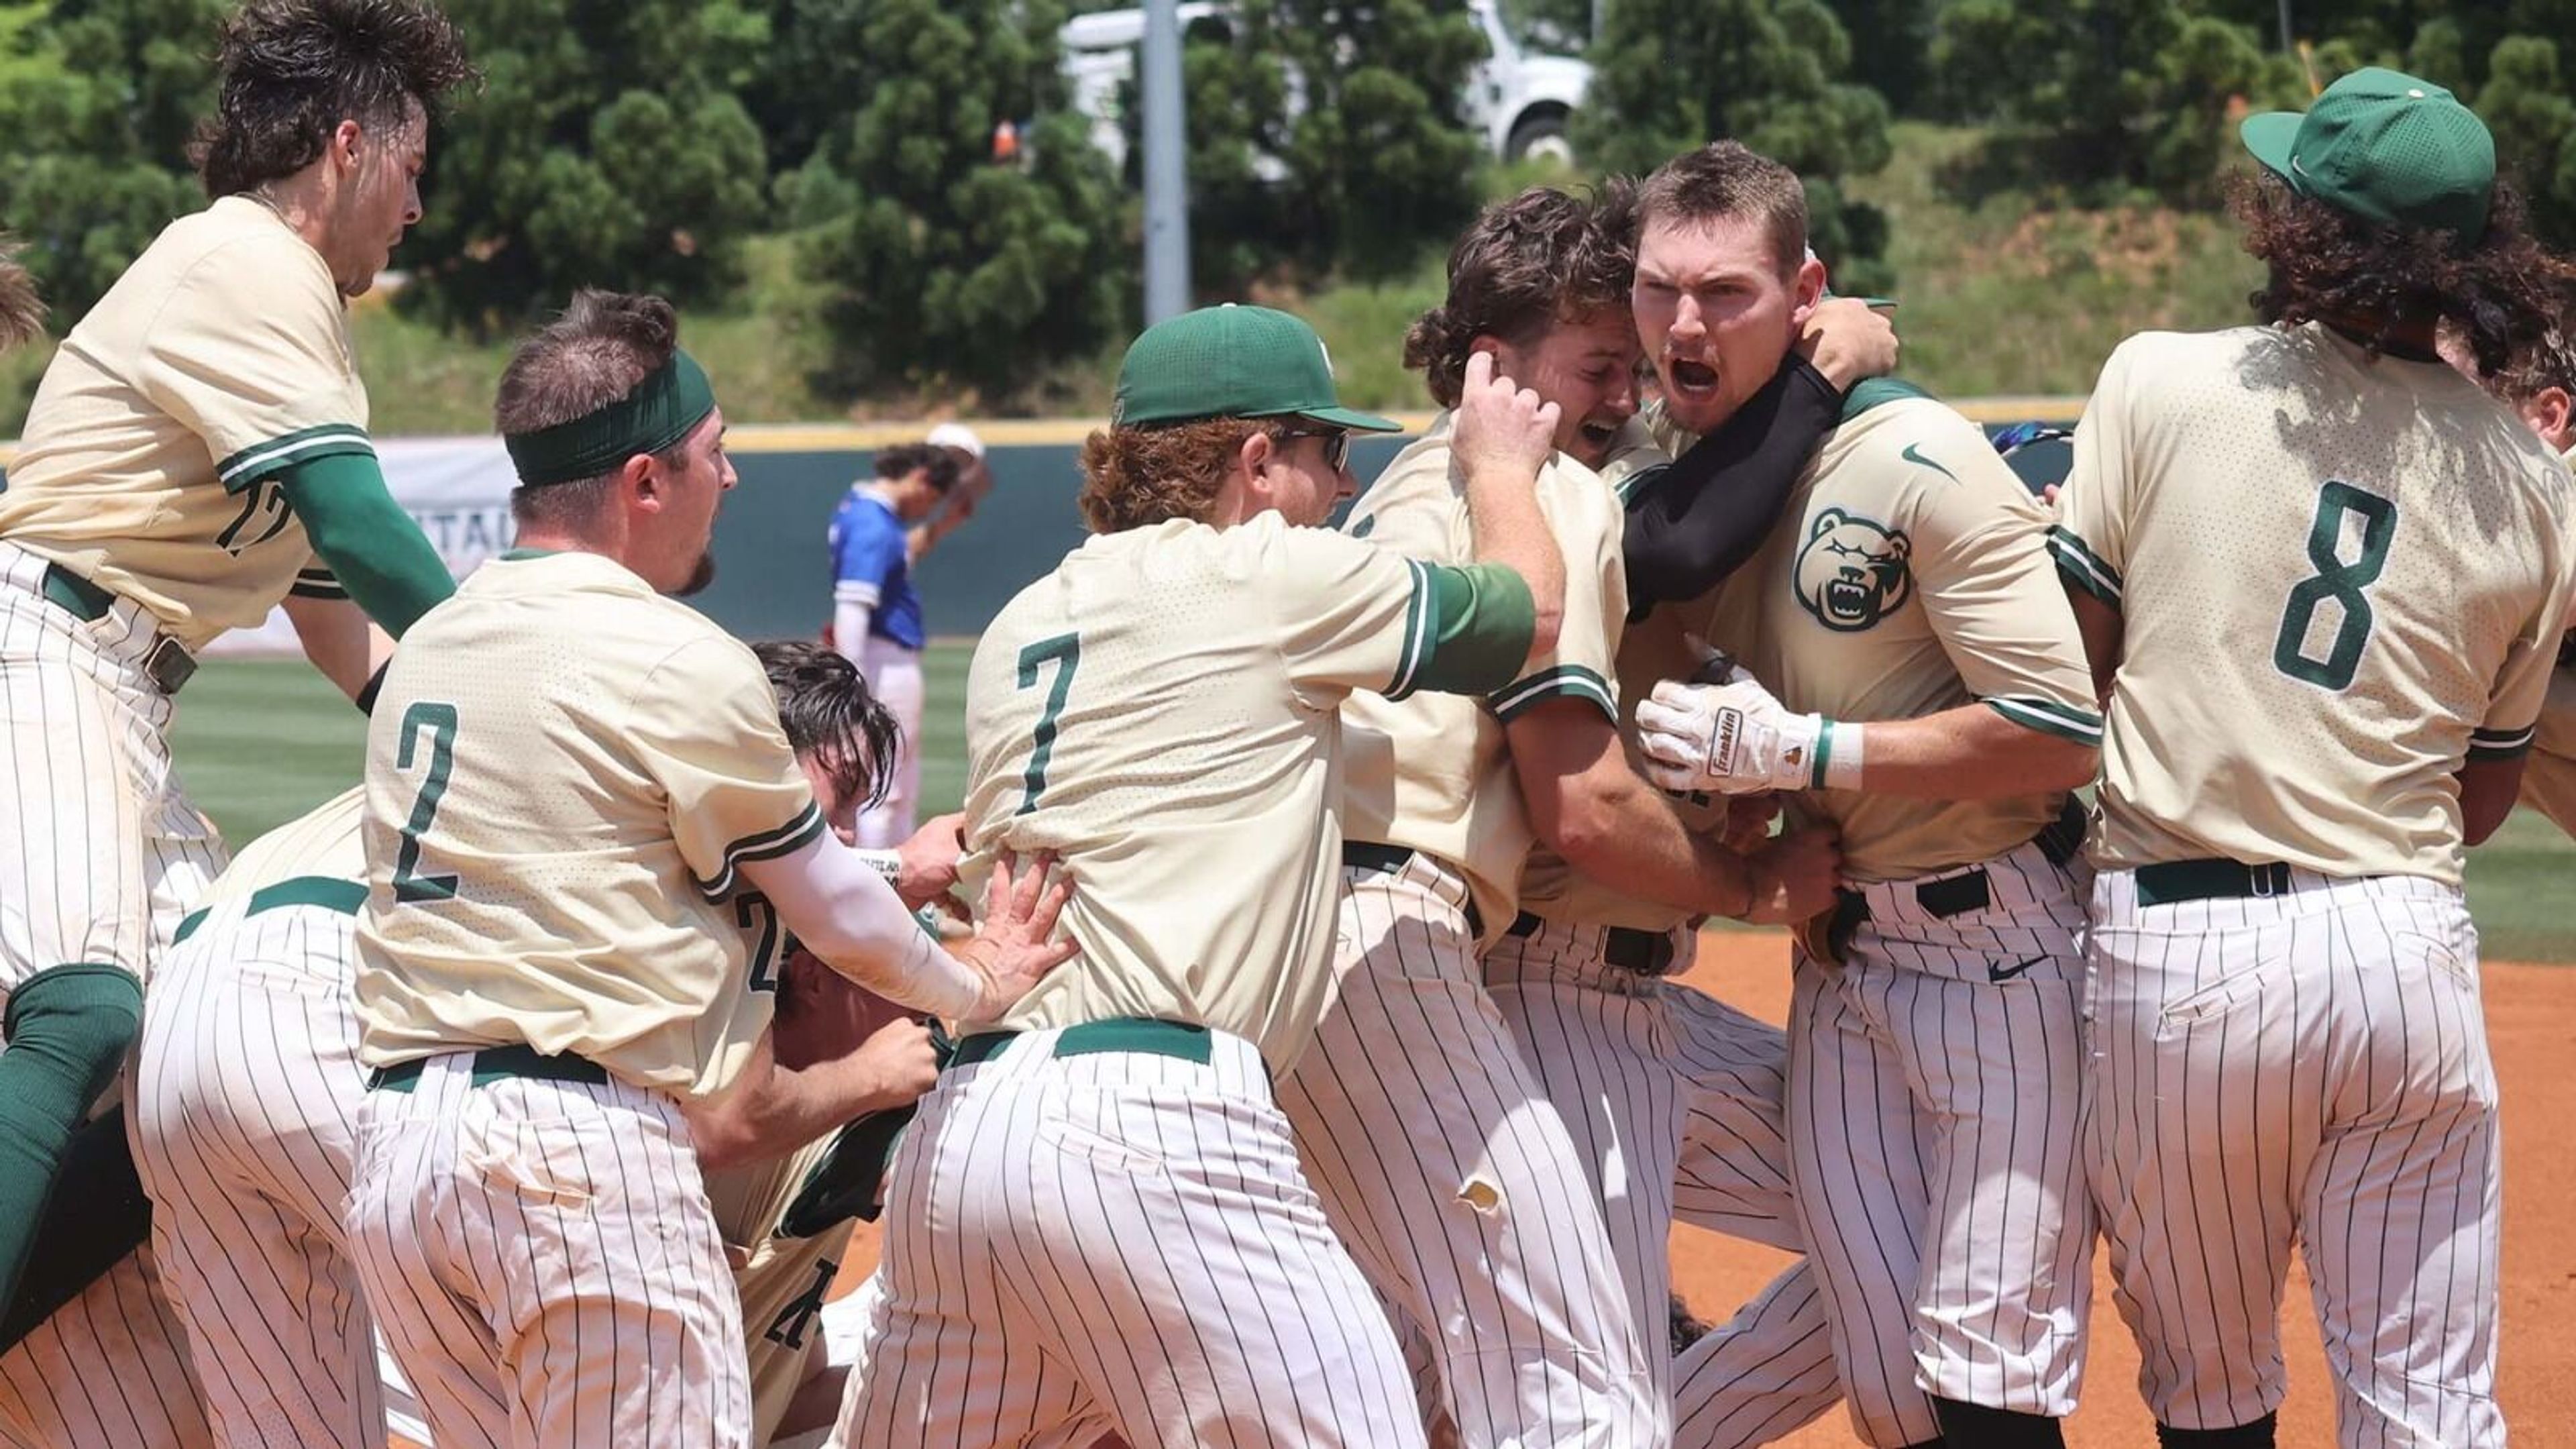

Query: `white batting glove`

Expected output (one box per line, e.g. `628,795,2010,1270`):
1634,675,1835,795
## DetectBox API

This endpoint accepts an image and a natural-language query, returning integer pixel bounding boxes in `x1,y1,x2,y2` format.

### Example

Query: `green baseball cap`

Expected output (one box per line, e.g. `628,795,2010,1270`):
1112,304,1401,432
2241,66,2495,243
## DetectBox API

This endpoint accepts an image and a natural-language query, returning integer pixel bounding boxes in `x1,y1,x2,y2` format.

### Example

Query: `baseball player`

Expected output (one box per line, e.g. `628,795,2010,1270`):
341,289,1071,1449
1626,141,2106,1449
828,441,959,847
126,637,949,1449
833,303,1564,1449
915,421,995,559
2051,70,2576,1446
1281,183,1856,1449
0,0,474,1414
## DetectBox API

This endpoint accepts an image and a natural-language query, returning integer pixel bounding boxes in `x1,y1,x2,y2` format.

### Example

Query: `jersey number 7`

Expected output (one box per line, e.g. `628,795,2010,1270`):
1014,633,1081,815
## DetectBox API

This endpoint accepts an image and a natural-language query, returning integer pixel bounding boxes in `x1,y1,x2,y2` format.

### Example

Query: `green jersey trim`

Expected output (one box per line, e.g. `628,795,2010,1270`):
2047,525,2123,605
1489,663,1615,723
217,423,374,494
692,802,829,901
1407,562,1536,698
1984,694,2105,747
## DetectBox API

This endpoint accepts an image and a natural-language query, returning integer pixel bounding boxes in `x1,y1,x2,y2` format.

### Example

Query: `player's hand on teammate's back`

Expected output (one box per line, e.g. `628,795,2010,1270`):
1719,794,1784,855
1635,675,1826,796
1452,350,1559,484
954,851,1079,1020
896,812,969,911
1796,297,1900,392
1739,825,1842,925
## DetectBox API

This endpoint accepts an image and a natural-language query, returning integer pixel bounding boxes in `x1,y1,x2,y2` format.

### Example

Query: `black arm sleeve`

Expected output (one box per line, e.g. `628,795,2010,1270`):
1620,354,1843,612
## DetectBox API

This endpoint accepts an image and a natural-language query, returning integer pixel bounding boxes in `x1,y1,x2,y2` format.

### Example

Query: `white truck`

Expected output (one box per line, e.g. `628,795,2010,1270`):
1059,0,1592,172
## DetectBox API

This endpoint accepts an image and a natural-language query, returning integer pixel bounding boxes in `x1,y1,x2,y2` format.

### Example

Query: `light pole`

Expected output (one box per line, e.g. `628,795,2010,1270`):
1141,0,1191,323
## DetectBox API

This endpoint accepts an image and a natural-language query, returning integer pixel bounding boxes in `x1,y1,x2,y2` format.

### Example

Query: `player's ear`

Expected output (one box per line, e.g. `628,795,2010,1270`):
331,118,365,174
621,450,663,515
2536,386,2573,451
1790,250,1827,324
1238,427,1275,483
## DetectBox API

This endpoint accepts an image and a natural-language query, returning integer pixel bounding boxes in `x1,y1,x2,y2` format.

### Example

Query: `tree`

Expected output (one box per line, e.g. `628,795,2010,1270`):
2475,35,2576,245
792,0,1132,399
392,0,772,333
1145,0,1490,292
1574,0,1897,292
0,0,225,323
1930,0,2301,206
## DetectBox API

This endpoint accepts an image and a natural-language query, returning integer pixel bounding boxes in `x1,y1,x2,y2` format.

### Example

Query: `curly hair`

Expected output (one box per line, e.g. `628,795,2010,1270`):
2489,286,2576,407
1401,182,1639,409
752,641,901,813
193,0,479,199
1077,417,1275,533
2230,168,2573,378
0,236,44,350
874,441,961,493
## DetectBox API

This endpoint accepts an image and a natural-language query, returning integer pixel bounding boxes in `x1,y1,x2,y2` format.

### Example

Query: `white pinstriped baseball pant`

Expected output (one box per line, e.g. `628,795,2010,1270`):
2085,867,2502,1447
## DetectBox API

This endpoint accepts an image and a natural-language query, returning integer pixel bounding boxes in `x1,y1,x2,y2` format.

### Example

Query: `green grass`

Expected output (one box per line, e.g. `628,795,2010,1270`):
172,654,2576,962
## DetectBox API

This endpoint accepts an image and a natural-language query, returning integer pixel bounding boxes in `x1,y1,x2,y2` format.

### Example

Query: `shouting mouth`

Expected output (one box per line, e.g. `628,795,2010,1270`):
1667,357,1720,398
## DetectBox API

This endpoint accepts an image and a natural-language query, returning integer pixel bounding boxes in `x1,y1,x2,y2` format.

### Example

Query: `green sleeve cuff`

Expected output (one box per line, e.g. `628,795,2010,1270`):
274,453,455,639
1984,695,2104,747
2047,525,2123,606
217,423,374,494
1395,561,1535,699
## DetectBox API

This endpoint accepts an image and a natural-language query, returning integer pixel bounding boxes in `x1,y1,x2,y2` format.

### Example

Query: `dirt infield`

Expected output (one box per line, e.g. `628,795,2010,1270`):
826,929,2576,1444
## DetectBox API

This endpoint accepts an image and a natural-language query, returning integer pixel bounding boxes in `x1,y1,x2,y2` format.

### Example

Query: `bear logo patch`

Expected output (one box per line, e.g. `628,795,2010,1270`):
1794,508,1911,632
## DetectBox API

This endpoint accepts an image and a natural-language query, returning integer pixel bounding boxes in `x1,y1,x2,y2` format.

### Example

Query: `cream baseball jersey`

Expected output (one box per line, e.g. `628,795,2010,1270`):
353,549,820,1095
2053,323,2576,883
0,196,368,651
1336,413,1627,941
960,512,1445,1071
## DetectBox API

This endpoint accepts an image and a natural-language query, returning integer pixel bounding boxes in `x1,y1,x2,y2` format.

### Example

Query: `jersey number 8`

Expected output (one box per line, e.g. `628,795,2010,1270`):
2272,480,2398,692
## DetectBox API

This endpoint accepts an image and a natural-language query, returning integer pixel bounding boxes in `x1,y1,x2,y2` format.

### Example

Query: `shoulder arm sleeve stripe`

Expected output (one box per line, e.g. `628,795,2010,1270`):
289,577,350,600
1385,557,1436,701
691,801,829,901
1984,694,2105,747
2047,525,2123,605
217,423,376,493
1489,664,1615,722
2469,723,2537,761
833,581,883,605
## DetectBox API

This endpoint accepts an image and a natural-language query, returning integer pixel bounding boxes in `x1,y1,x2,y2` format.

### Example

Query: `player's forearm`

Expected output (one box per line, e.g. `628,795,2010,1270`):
281,593,389,702
1505,706,1756,918
740,837,981,1020
2063,582,2124,706
1847,704,2098,799
682,1037,918,1173
1622,357,1841,612
1460,463,1564,663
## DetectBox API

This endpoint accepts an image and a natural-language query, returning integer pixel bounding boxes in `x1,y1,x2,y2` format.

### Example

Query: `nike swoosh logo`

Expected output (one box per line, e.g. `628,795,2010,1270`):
1988,954,2047,982
1901,442,1958,482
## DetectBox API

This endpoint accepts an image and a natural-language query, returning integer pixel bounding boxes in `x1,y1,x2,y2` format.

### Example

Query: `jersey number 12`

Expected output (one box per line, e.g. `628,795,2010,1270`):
1014,633,1081,814
2272,480,2397,692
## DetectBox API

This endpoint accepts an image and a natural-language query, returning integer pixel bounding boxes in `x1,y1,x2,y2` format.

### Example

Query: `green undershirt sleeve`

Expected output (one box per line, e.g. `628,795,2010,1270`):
276,453,456,639
1411,561,1536,697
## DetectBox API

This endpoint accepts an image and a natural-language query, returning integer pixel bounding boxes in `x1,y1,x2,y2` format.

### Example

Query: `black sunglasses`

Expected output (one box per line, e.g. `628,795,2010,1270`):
1275,425,1353,472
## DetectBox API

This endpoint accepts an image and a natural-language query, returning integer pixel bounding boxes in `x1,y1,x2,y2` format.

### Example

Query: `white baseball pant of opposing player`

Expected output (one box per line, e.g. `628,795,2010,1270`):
1785,833,2093,1448
1278,853,1660,1448
129,889,385,1448
1481,917,1843,1449
2085,866,2502,1446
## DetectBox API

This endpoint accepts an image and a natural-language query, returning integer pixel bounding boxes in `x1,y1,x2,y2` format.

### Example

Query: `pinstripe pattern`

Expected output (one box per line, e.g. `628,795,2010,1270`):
0,541,225,994
833,1028,1428,1449
853,639,922,849
2084,867,2502,1446
129,904,382,1449
343,1055,752,1449
1784,835,2093,1448
0,1243,211,1449
1481,921,1843,1448
1277,859,1658,1448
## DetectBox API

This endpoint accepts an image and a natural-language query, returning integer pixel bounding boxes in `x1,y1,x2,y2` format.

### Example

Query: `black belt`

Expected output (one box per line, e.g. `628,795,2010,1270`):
1827,795,2090,947
38,561,197,694
2133,858,2296,907
368,1044,610,1093
1505,912,1676,974
949,1016,1217,1071
1341,841,1483,939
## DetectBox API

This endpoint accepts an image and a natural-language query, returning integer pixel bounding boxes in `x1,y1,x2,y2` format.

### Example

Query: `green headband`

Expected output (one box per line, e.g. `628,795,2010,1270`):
504,350,717,487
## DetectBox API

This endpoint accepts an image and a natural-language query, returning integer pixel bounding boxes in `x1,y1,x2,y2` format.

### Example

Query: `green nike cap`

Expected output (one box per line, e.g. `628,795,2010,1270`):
1112,305,1402,432
2241,66,2495,244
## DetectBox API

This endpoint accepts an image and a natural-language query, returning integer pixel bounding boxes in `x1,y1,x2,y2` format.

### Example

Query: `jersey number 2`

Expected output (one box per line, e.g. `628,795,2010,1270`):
391,701,461,902
2271,480,2397,691
1014,633,1081,815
